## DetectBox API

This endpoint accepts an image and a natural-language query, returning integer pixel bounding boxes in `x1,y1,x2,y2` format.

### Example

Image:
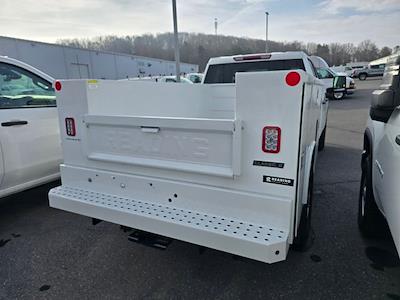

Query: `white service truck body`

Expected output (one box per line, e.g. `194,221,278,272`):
49,53,326,263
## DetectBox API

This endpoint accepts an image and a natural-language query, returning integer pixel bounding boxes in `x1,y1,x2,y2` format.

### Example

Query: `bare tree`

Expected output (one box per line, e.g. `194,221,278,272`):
379,46,392,57
354,40,379,62
57,34,392,70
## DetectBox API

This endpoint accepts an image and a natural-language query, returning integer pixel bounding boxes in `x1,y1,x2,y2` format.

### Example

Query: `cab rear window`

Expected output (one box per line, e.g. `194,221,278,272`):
204,59,305,84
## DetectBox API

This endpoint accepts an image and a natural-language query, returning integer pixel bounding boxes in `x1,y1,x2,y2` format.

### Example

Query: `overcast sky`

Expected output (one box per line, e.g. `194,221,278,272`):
1,0,399,47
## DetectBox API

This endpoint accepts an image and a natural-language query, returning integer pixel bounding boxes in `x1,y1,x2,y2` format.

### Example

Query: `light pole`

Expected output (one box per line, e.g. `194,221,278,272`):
265,11,269,53
172,0,181,82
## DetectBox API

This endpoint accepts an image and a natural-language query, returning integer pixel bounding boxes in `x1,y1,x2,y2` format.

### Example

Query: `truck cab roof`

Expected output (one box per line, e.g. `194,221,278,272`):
206,51,310,65
203,51,318,84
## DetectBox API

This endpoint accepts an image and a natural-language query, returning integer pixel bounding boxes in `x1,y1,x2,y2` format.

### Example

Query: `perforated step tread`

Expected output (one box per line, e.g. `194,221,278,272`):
51,186,286,245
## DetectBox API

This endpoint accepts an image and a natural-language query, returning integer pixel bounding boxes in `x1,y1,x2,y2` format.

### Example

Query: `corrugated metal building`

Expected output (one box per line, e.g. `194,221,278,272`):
0,36,198,79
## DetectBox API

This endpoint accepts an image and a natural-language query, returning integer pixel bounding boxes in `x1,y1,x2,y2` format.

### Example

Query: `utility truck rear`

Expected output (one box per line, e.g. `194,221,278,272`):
49,52,326,263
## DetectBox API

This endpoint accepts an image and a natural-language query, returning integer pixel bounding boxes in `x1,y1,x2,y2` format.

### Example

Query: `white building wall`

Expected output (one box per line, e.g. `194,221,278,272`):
63,48,91,78
369,55,392,66
90,51,118,79
115,56,138,79
0,37,68,78
0,36,198,79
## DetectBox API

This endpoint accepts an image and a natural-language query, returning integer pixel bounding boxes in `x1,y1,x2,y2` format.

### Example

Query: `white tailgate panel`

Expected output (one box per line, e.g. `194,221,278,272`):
82,115,241,177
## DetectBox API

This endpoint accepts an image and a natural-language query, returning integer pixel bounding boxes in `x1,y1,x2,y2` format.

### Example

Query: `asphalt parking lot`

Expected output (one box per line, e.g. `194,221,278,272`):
0,78,399,300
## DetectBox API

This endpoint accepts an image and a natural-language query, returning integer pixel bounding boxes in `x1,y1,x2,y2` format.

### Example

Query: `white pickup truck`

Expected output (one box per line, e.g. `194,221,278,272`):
310,56,355,100
203,52,329,151
49,52,327,263
359,53,400,256
0,56,61,198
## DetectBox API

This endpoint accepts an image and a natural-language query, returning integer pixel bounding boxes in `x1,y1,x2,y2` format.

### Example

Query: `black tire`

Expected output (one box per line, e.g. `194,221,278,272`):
358,152,385,237
292,167,314,250
318,125,326,151
358,73,367,81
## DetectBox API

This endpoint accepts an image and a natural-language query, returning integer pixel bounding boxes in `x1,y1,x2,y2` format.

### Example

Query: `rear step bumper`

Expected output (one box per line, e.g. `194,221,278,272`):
49,186,288,263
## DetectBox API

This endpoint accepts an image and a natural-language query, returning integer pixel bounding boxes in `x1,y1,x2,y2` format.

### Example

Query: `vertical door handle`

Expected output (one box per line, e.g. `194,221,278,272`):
396,135,400,146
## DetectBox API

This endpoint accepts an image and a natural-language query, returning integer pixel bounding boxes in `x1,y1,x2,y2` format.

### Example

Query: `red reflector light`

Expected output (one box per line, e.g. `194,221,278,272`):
285,72,301,86
55,81,62,91
262,126,281,154
65,118,76,136
233,54,271,61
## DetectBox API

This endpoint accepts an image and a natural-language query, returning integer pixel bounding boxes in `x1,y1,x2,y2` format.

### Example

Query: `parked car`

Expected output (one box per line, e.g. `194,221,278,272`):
359,53,400,257
185,73,204,83
0,56,61,198
49,52,340,263
315,67,355,100
331,65,354,77
309,56,354,100
352,64,386,80
158,76,193,84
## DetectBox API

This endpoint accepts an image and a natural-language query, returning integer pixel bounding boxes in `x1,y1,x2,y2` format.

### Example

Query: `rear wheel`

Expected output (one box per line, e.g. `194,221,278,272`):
358,151,385,236
293,167,314,250
333,91,345,100
359,73,367,81
318,125,326,151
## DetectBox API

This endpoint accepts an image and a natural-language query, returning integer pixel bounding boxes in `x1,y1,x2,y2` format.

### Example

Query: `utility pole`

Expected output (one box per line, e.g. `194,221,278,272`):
214,18,218,35
172,0,180,82
265,11,269,53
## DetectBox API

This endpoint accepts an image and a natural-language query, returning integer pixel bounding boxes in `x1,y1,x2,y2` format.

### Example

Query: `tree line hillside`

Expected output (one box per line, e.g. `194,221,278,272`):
58,33,398,71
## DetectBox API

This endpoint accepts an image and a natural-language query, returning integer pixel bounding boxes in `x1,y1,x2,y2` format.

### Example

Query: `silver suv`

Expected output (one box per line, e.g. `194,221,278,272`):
352,63,386,80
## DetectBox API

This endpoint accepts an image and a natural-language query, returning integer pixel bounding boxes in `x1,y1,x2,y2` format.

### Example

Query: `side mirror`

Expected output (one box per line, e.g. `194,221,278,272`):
333,75,346,89
370,89,396,123
326,75,346,99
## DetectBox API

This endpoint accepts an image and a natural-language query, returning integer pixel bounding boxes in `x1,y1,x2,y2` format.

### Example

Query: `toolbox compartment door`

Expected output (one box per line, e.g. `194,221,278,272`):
82,115,241,178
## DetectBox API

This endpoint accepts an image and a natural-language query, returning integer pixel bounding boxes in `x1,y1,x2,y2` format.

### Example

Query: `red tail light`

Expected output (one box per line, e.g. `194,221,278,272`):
65,118,76,136
55,81,62,91
285,72,301,86
262,126,281,153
